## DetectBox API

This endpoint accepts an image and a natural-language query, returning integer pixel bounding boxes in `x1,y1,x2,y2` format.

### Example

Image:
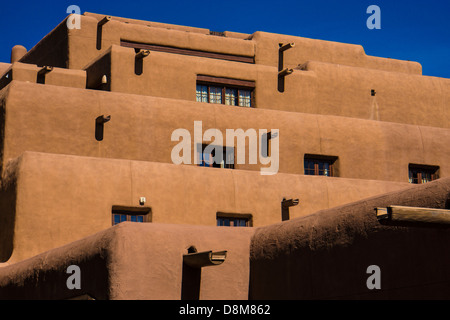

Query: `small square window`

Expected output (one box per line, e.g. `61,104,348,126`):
304,155,338,177
408,164,439,184
238,90,252,107
217,213,252,227
196,75,255,107
209,86,223,104
197,143,234,169
112,206,151,226
196,85,208,103
225,88,238,106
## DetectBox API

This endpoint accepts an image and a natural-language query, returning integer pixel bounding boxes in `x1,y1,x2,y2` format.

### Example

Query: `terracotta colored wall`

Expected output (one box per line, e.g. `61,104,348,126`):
0,217,253,300
251,31,421,74
250,177,450,299
1,81,449,184
0,63,85,90
15,14,449,128
1,151,409,264
86,45,449,128
0,227,111,299
76,14,420,74
66,15,254,70
0,63,10,75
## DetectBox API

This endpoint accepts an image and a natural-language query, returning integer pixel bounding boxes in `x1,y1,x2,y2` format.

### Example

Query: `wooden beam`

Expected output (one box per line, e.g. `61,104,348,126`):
197,75,255,88
376,206,450,226
121,40,255,64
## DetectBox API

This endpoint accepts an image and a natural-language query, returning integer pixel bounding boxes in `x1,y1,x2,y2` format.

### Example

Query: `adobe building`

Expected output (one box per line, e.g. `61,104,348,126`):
0,12,449,300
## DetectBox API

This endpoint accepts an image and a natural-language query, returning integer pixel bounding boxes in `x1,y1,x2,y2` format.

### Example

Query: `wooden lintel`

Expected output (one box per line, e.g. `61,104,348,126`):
375,206,450,226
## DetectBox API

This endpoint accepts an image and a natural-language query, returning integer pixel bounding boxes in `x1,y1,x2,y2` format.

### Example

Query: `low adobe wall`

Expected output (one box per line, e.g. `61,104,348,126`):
0,151,410,264
1,177,449,300
249,177,450,299
0,222,253,300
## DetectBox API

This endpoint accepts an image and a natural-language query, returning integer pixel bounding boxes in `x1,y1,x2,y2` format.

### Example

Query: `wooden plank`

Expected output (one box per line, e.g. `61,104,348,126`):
197,75,255,88
376,206,450,225
121,40,255,64
375,207,389,220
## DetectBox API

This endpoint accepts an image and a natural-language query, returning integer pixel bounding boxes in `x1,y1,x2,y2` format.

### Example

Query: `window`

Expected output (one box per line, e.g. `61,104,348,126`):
198,143,234,169
217,213,252,227
196,75,255,108
408,164,439,184
304,155,338,177
112,206,151,226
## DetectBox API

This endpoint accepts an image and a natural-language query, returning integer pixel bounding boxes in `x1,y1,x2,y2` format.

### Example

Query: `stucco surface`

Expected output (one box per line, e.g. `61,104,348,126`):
83,45,449,128
1,178,449,300
1,151,410,264
0,222,253,300
0,63,11,76
1,81,448,183
250,177,450,299
22,13,421,75
0,12,448,301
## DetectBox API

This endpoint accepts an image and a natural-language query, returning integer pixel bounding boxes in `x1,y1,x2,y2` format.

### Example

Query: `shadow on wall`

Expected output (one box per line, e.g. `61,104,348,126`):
0,157,20,263
249,178,450,299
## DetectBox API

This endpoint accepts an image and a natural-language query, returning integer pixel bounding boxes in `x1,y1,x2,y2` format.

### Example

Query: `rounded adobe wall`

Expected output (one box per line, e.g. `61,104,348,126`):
249,177,450,299
0,217,254,300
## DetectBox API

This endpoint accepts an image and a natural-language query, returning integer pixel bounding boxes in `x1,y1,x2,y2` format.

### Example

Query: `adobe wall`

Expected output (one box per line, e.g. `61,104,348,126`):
0,225,112,299
1,222,253,300
14,14,449,128
70,14,421,74
1,151,410,264
16,13,424,80
250,177,450,299
93,45,450,128
0,63,10,75
0,62,86,91
84,12,212,35
68,15,255,70
250,31,421,74
1,81,449,183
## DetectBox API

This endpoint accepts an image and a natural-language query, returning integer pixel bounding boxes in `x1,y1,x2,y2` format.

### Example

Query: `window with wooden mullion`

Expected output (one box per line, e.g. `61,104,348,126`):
197,83,252,107
408,164,439,184
217,217,249,227
112,213,147,225
304,157,335,177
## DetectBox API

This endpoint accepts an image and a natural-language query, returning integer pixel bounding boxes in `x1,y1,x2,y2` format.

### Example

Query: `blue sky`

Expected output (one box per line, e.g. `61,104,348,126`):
1,0,449,78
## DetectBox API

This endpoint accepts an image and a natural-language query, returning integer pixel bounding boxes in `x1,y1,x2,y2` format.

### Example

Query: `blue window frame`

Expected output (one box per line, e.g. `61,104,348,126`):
112,208,150,226
304,155,337,177
217,213,252,227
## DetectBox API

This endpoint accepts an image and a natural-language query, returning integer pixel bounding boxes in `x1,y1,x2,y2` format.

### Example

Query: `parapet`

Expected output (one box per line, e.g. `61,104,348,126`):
0,220,253,300
0,63,86,91
19,12,423,75
250,177,450,299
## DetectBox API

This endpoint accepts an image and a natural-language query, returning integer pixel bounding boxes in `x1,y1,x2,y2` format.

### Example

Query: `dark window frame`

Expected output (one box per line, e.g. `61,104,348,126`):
196,75,255,108
408,164,439,184
197,143,235,169
304,154,338,177
111,206,152,226
216,212,253,227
